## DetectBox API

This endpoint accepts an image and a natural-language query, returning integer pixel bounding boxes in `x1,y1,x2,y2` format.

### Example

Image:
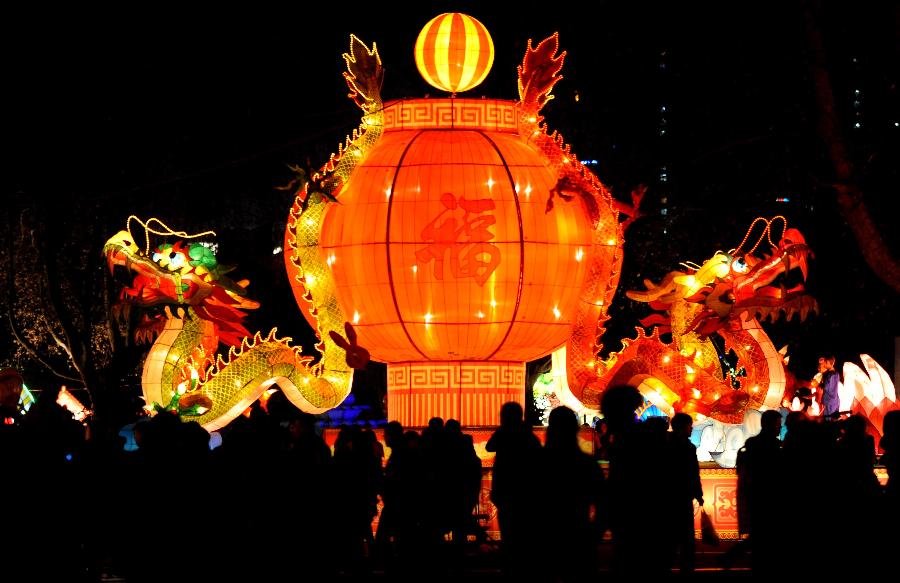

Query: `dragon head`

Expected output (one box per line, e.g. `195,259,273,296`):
684,227,816,336
104,228,259,348
630,226,816,338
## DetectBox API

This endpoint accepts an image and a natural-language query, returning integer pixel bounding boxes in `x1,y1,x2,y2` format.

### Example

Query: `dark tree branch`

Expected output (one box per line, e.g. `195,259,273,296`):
803,0,900,294
6,213,81,383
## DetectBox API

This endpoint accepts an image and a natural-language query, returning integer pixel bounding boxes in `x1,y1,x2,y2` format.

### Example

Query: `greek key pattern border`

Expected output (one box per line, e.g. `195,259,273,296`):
387,361,525,426
383,99,520,133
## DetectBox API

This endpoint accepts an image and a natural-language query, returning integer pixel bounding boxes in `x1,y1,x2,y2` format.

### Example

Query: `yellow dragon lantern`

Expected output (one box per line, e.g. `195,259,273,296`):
104,217,367,431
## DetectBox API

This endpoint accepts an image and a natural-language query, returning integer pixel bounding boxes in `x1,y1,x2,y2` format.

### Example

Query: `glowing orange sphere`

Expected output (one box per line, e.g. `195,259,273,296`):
414,13,494,94
314,98,607,364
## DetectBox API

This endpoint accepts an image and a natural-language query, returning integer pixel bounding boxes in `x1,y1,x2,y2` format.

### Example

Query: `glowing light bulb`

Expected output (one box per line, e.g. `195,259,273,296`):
575,248,584,262
353,311,360,324
553,306,561,319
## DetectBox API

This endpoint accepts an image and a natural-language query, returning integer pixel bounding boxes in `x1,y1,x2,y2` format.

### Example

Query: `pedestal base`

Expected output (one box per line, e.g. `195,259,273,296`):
387,361,525,427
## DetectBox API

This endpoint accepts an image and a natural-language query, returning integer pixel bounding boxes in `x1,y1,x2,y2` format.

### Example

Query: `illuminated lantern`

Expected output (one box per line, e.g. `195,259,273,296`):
0,368,23,411
286,29,622,427
57,386,90,421
414,13,494,95
317,98,613,426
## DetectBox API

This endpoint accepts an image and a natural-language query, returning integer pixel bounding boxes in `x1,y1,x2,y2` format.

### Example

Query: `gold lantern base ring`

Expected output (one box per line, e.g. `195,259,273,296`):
387,361,526,427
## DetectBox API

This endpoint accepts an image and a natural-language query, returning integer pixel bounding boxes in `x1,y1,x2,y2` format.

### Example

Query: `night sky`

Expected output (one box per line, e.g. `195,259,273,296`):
6,1,898,392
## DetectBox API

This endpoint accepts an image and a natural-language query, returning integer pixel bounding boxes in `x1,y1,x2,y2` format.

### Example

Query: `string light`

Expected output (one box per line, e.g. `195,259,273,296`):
126,215,216,255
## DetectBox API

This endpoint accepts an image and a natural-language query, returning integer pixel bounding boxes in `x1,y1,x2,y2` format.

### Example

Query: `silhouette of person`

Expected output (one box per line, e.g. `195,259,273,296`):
376,420,405,560
544,406,605,581
665,412,703,576
882,410,900,501
486,402,543,579
443,419,482,546
591,416,609,461
881,410,900,554
601,384,669,578
736,409,782,576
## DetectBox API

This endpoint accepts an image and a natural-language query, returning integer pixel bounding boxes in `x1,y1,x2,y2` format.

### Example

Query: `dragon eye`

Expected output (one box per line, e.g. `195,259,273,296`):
167,253,186,270
731,258,749,274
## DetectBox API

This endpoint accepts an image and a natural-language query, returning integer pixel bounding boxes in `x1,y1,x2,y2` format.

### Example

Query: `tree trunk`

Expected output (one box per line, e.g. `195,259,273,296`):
803,0,900,294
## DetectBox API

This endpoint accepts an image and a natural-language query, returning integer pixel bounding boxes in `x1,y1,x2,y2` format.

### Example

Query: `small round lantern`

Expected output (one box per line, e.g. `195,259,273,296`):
414,13,494,94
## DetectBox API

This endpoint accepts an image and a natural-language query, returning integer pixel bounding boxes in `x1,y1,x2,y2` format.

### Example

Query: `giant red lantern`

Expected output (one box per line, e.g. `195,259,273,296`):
323,99,610,426
286,24,622,427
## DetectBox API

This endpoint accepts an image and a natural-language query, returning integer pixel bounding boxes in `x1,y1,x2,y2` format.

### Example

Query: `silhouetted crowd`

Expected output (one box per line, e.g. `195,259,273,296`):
1,384,898,582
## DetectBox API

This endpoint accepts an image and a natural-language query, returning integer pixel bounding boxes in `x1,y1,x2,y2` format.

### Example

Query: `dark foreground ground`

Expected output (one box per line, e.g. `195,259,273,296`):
97,539,752,581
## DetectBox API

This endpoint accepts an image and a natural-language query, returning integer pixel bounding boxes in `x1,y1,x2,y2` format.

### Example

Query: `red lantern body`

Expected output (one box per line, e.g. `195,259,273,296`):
300,98,600,425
